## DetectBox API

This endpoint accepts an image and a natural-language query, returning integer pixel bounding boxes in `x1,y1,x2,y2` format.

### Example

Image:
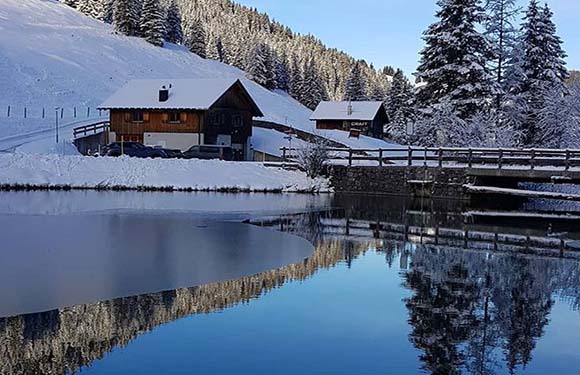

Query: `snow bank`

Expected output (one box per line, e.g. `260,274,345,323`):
0,153,331,193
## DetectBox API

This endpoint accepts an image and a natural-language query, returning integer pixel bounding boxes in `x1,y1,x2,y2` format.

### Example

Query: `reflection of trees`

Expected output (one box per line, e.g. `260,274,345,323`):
402,245,577,375
405,256,478,374
0,239,368,375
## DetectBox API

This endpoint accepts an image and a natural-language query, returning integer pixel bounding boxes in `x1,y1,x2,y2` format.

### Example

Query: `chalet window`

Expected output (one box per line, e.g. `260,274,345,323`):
132,111,144,123
169,112,181,123
232,115,243,128
212,112,224,125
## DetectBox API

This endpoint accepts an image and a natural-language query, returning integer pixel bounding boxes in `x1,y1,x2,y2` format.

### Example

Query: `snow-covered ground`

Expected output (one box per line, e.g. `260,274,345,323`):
0,153,330,192
0,0,400,156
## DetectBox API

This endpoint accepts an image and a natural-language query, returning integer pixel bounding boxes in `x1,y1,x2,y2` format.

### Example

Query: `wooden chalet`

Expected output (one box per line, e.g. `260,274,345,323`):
310,101,387,138
99,78,263,161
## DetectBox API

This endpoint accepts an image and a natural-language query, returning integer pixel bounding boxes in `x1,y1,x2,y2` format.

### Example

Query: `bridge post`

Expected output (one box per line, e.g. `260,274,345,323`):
498,149,503,169
438,148,443,168
348,149,353,167
468,148,473,168
379,149,383,167
530,149,536,170
407,147,413,167
566,150,571,171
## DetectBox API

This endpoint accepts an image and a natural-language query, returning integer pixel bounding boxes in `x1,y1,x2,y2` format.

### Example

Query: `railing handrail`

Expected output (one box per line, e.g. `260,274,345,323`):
73,121,110,139
279,146,580,171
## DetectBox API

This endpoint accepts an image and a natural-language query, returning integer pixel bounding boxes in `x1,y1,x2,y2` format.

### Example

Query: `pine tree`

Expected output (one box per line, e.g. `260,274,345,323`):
185,22,207,58
246,43,276,90
289,55,304,101
416,0,499,119
77,0,107,20
484,0,520,90
343,62,367,101
165,0,183,45
113,0,140,36
274,53,290,92
140,0,165,47
301,57,328,110
385,69,414,142
518,0,568,146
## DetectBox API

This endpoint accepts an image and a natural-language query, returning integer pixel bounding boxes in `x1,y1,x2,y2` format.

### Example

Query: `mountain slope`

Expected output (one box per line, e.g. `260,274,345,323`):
0,0,398,152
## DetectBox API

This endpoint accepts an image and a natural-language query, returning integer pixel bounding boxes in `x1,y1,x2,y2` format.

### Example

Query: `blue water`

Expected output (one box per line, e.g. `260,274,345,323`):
2,191,580,375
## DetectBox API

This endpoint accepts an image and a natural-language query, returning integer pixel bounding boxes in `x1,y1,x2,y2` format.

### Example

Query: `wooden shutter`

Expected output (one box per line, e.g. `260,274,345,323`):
180,112,188,123
143,112,150,122
161,113,169,123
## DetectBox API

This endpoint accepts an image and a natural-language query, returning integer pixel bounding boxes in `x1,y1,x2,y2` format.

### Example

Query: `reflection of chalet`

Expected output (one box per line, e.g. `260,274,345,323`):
310,101,387,138
99,78,263,161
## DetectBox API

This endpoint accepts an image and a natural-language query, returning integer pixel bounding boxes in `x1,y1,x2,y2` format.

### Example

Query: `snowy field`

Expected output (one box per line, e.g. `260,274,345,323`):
0,153,331,193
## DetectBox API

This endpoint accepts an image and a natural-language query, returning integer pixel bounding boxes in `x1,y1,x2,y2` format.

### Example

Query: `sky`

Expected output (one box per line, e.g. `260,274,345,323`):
236,0,580,76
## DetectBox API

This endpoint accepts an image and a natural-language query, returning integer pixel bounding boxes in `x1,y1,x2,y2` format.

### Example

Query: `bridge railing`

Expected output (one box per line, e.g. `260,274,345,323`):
281,146,580,171
73,121,110,140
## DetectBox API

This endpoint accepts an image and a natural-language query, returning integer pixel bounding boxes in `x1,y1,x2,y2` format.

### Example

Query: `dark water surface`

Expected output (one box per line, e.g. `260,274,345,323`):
1,191,580,375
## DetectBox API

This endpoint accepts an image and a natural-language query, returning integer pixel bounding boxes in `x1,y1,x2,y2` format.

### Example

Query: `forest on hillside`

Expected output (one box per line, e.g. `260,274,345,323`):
60,0,580,149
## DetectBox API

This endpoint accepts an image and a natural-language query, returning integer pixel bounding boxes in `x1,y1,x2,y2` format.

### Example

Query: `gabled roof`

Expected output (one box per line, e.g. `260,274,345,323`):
310,101,385,122
99,78,263,116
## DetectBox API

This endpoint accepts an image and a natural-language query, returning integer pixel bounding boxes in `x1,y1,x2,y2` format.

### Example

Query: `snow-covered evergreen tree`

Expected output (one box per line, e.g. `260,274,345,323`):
301,57,328,110
246,43,276,90
538,82,580,148
274,53,290,92
165,0,183,45
185,22,206,58
289,55,304,102
415,101,467,147
113,0,140,36
140,0,165,47
416,0,499,119
518,0,568,146
385,69,415,143
77,0,107,20
343,62,367,101
484,0,520,91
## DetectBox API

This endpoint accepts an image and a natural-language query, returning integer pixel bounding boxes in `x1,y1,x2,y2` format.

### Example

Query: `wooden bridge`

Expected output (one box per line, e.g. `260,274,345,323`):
282,146,580,199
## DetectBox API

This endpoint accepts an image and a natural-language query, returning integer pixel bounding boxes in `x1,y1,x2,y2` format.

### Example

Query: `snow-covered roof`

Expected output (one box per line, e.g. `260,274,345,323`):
310,101,385,121
99,78,263,115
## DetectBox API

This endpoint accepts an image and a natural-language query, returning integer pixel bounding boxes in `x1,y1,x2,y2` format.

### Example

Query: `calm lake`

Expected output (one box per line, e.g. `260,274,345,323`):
1,191,580,374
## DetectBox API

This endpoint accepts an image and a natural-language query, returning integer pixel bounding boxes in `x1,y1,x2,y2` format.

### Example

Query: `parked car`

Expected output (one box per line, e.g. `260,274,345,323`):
182,145,234,161
151,146,183,159
103,142,168,158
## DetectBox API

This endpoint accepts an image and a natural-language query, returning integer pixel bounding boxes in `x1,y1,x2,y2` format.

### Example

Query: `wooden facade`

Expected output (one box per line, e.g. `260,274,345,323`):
315,117,385,138
110,110,203,143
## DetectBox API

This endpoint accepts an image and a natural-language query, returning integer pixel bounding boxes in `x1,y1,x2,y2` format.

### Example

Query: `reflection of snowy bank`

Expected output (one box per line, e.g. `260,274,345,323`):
0,190,332,219
0,153,331,193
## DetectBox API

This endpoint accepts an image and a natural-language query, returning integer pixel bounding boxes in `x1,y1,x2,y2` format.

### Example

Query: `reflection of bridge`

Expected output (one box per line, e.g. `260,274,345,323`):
257,214,580,260
286,146,580,199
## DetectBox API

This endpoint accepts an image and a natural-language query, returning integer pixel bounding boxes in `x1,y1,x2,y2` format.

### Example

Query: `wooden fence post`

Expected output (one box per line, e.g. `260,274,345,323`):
468,148,473,168
24,107,27,119
6,105,10,118
74,107,77,118
60,108,64,119
281,147,287,162
42,108,45,118
87,107,90,118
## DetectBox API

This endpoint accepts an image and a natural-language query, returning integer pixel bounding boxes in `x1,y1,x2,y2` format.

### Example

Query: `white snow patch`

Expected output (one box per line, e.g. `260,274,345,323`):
0,153,331,192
